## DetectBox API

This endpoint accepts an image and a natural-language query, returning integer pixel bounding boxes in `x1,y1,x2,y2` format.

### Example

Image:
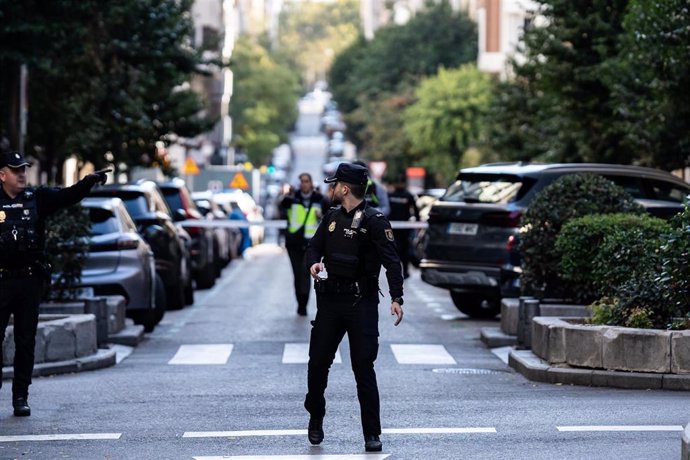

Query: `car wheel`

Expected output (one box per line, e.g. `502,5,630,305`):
449,291,500,318
154,274,167,322
184,275,194,305
195,262,216,289
166,274,186,310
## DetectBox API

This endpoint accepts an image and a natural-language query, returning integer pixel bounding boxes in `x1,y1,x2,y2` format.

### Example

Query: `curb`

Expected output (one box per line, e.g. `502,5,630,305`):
2,348,116,380
480,327,518,348
682,423,690,460
509,349,690,391
108,322,146,347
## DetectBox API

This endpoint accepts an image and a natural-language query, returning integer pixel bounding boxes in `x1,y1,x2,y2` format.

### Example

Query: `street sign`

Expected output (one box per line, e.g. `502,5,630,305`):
183,157,200,176
229,172,250,190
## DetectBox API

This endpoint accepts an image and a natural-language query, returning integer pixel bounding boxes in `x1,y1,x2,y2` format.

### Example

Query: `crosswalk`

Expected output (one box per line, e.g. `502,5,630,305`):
165,343,462,366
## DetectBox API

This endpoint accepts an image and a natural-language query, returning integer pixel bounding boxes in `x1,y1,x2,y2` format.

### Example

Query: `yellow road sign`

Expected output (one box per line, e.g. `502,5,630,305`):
229,172,250,190
183,157,200,175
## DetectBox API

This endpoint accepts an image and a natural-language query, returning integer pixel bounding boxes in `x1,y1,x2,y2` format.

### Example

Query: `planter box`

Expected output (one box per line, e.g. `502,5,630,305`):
532,317,685,375
500,298,590,336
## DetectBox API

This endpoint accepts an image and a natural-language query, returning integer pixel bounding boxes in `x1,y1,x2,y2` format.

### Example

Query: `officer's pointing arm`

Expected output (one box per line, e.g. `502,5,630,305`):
37,171,110,217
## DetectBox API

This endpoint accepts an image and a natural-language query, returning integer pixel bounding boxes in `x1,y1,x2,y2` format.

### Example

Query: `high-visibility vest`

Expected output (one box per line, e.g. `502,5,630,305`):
366,179,380,205
287,201,321,239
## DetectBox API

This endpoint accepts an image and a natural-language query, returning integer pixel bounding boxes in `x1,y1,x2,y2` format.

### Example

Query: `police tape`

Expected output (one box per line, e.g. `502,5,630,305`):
177,220,429,230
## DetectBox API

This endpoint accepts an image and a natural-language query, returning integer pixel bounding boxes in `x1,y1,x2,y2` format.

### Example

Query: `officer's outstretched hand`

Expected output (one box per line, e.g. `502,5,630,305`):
391,301,403,326
309,263,324,280
87,168,111,186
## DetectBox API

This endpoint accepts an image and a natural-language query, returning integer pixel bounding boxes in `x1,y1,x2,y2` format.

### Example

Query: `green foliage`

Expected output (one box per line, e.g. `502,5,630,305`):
487,0,631,164
43,204,90,301
403,65,492,183
519,173,642,299
612,0,690,171
329,1,477,117
557,213,668,303
0,0,214,175
657,203,690,320
277,0,361,87
230,37,301,164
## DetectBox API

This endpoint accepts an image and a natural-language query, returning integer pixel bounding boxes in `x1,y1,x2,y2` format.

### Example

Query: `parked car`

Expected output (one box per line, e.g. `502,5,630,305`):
191,190,242,263
90,181,193,311
214,190,265,246
158,179,219,288
78,197,165,332
420,162,690,318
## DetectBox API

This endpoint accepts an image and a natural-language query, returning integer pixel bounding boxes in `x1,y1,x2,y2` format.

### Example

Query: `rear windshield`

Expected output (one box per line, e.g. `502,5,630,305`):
161,188,183,213
89,208,119,235
91,191,149,219
442,174,531,204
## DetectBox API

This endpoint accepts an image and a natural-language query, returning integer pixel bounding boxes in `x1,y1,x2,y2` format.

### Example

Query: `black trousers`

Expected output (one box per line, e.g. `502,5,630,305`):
393,229,411,277
0,276,43,398
304,291,381,437
287,245,311,309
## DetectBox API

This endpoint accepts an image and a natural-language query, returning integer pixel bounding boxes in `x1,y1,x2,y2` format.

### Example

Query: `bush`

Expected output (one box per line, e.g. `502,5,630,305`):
44,204,90,301
519,173,642,299
557,213,669,302
658,202,690,319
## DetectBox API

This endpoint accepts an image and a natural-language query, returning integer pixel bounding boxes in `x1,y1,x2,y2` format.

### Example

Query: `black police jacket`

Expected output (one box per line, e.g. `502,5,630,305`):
0,178,97,269
306,199,403,299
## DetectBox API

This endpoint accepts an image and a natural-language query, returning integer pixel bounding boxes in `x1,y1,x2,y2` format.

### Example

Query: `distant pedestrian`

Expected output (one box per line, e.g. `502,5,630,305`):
388,174,420,279
279,173,328,315
0,151,108,416
304,162,404,452
352,161,390,216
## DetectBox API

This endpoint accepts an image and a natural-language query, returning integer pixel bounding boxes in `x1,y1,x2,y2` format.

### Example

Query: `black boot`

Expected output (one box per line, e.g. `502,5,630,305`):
308,416,324,445
13,397,31,417
364,434,382,452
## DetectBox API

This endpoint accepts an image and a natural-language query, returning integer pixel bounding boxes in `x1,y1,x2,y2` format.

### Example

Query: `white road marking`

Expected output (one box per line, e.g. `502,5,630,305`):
440,314,463,321
169,344,234,365
0,433,122,442
194,455,390,460
490,346,512,365
426,303,441,308
390,344,456,365
282,343,341,364
433,308,445,314
383,427,496,434
184,430,306,438
557,426,684,432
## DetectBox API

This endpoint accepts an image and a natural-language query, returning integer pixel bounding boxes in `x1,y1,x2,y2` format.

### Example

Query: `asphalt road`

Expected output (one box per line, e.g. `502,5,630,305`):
0,105,687,460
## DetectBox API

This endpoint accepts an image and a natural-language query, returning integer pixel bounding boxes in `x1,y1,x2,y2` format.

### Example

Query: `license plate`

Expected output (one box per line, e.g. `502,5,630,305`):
448,223,478,235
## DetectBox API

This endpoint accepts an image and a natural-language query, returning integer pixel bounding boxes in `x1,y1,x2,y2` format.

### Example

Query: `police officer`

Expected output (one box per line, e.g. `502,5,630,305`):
0,151,108,416
279,173,328,315
388,174,420,279
304,162,404,453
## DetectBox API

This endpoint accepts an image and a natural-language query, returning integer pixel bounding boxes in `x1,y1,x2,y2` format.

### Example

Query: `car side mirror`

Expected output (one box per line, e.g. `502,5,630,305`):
173,209,187,222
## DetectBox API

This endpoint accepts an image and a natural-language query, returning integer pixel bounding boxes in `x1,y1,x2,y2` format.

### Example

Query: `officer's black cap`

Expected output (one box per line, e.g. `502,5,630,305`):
0,151,32,169
324,163,368,185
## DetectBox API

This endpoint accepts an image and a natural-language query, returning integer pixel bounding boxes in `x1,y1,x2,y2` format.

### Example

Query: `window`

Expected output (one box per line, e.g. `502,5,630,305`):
89,209,119,236
603,175,645,199
442,174,530,204
646,179,690,203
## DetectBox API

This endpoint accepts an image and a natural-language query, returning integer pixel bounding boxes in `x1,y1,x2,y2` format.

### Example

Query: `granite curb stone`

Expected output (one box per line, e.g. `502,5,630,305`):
2,348,116,379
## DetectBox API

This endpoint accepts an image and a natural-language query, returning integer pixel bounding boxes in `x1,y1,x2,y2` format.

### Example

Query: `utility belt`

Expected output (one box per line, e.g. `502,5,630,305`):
314,276,378,296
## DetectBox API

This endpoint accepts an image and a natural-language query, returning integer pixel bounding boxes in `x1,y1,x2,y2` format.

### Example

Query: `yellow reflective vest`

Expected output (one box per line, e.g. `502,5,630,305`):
287,200,321,239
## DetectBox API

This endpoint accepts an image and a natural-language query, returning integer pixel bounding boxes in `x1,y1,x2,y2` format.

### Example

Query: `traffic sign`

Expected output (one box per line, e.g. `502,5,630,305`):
183,157,200,175
229,172,250,190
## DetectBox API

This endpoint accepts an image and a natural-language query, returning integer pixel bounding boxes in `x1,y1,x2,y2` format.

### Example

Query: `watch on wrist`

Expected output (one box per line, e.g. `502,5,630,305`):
392,297,404,306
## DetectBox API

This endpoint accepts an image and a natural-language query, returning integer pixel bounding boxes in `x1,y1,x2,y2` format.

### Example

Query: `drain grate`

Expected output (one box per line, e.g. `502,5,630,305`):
432,368,506,375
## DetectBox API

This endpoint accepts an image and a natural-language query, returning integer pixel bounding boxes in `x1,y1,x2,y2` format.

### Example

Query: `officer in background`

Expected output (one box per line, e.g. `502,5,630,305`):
388,174,420,279
304,163,404,453
279,173,328,315
0,151,108,416
352,160,390,216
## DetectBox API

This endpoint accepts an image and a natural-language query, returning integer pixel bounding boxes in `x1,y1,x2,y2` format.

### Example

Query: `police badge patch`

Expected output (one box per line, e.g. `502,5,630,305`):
328,221,336,232
385,229,394,241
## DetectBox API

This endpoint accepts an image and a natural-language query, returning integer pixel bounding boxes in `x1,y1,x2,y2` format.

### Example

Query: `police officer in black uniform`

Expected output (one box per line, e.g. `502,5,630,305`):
0,151,108,416
304,163,404,452
388,174,420,279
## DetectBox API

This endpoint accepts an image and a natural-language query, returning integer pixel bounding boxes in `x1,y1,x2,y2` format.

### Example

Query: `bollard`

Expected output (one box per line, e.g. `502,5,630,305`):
516,296,535,346
518,299,541,349
84,297,108,348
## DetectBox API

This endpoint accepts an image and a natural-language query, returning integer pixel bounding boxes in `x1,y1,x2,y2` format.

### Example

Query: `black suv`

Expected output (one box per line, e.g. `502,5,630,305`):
157,179,218,289
90,181,193,311
420,163,690,318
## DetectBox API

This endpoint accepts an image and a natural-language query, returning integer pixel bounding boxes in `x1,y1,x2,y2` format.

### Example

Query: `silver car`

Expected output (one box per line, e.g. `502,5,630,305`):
78,197,164,332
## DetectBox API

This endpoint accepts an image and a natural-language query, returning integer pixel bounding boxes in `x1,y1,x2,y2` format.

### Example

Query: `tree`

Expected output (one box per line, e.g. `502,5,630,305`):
229,37,300,164
612,0,690,170
403,65,492,183
487,0,631,164
329,1,477,117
